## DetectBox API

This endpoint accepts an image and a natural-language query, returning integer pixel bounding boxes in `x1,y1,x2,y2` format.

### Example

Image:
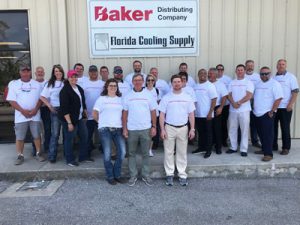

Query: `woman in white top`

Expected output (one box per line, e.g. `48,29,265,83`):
40,64,65,163
93,78,126,185
145,74,161,157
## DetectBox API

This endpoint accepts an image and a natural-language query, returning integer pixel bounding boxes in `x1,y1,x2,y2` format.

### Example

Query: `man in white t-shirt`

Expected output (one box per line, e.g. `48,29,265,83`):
193,69,217,158
178,62,196,88
149,67,170,97
216,64,232,147
6,65,46,165
208,68,229,155
122,74,157,187
113,66,131,97
245,60,261,148
253,66,283,161
124,60,147,88
74,63,88,88
273,59,299,155
82,65,104,160
159,74,195,186
227,64,254,156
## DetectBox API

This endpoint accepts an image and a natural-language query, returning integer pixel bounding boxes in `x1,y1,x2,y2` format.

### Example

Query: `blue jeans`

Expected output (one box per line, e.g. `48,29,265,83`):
86,120,98,157
62,119,88,164
48,110,62,160
32,106,51,155
98,127,126,180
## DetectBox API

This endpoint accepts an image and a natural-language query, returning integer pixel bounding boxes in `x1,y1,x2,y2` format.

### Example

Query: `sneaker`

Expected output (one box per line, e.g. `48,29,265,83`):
36,152,46,162
128,177,137,186
15,155,24,165
142,176,154,186
115,177,128,184
241,152,248,157
226,149,237,154
79,158,94,163
107,179,117,185
165,176,174,186
262,155,273,162
67,161,79,167
192,148,205,154
179,177,188,186
149,149,154,157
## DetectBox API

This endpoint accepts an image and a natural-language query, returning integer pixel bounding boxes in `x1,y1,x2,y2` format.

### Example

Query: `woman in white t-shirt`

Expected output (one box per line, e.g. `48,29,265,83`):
40,64,65,163
145,74,161,157
93,78,126,185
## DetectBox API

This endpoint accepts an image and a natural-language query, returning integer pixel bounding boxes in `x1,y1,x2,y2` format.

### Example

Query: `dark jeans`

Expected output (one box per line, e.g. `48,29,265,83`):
98,127,126,180
196,117,213,153
221,105,229,145
32,106,51,155
86,120,98,157
273,108,292,150
250,111,260,144
62,119,88,164
48,110,62,161
255,112,274,156
212,106,222,151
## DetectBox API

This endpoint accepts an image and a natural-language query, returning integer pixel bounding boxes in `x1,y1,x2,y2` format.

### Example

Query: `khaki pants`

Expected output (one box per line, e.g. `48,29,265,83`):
163,124,188,179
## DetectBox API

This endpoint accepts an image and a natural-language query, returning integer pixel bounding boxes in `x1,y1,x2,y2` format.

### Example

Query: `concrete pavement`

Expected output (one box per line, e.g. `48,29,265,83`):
0,140,300,181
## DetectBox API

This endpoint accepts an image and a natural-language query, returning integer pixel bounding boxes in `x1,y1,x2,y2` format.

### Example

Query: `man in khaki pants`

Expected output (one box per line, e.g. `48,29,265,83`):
159,74,195,186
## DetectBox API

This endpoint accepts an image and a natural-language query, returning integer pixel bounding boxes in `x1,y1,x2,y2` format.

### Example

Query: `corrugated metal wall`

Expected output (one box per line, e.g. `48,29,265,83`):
1,0,300,137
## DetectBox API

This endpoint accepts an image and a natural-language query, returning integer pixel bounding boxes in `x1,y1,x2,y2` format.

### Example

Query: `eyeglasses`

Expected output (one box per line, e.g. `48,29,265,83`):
147,79,155,82
260,72,271,76
108,84,117,88
21,83,31,92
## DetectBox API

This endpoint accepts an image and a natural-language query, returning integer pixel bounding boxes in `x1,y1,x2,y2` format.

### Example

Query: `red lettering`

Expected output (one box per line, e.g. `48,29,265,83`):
95,6,108,21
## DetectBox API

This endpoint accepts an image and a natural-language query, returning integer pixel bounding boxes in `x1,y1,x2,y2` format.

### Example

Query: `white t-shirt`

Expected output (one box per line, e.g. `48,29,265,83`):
158,91,195,126
123,88,157,130
72,86,83,120
146,87,162,116
212,80,229,106
273,72,299,108
93,96,123,129
124,72,147,88
81,79,104,120
182,86,197,103
246,72,260,87
194,81,218,118
218,74,232,105
155,79,170,96
228,78,254,112
117,80,131,97
7,79,42,123
40,81,64,107
253,79,283,117
77,75,89,88
187,75,196,88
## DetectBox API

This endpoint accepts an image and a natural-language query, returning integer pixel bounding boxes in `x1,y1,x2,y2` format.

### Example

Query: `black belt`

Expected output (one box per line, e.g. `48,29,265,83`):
165,123,187,128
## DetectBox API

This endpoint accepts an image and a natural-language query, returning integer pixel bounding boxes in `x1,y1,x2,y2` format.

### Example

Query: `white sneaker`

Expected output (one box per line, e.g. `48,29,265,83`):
149,149,154,157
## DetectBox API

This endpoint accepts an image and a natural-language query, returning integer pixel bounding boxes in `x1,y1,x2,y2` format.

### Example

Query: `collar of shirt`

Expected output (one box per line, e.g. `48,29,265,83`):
276,70,287,76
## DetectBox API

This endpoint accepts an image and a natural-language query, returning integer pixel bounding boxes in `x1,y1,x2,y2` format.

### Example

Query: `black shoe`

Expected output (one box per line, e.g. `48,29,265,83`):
79,158,94,163
204,151,211,158
216,149,222,155
254,150,264,155
222,142,228,147
67,161,79,167
226,149,237,154
49,159,56,163
252,142,262,148
115,177,128,184
241,152,248,157
107,179,117,185
192,148,205,154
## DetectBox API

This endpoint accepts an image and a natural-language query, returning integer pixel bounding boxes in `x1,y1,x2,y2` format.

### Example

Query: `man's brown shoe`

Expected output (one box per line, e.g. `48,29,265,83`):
254,150,264,155
262,155,273,162
280,149,289,155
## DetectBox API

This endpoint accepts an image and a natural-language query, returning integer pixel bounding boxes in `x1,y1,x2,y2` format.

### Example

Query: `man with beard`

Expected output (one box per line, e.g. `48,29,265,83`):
124,60,147,88
113,66,131,97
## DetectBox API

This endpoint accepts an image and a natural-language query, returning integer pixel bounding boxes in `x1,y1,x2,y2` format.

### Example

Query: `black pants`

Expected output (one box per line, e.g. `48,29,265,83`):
196,117,212,153
255,112,274,156
152,116,160,149
221,105,229,145
250,111,260,144
212,106,222,151
273,108,292,150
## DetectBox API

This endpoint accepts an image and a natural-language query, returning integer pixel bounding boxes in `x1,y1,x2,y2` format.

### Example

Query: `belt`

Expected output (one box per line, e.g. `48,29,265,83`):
165,123,187,128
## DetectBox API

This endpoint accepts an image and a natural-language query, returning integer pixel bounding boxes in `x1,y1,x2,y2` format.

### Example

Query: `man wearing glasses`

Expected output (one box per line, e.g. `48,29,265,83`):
273,59,299,155
7,65,46,165
253,67,283,161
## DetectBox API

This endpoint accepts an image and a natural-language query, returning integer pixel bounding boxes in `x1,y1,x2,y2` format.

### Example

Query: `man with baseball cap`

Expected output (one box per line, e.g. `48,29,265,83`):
7,65,46,165
113,66,131,97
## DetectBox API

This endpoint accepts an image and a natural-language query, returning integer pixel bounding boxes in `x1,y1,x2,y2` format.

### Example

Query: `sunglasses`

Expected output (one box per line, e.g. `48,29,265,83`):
147,79,155,82
260,72,271,76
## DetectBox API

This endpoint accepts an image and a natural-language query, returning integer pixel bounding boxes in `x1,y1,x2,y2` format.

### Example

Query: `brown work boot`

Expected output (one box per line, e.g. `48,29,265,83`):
280,149,289,155
262,155,273,162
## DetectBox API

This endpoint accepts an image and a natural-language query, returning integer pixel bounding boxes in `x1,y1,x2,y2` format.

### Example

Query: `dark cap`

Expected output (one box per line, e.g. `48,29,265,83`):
89,65,98,72
19,65,31,71
113,66,123,74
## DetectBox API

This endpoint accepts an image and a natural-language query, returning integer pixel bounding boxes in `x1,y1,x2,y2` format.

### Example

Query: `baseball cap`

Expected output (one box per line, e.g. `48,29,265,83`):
113,66,123,74
67,70,78,78
89,65,98,72
19,65,31,71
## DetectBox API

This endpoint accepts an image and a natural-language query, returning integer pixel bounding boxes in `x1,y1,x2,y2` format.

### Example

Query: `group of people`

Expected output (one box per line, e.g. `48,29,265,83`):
6,59,299,186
